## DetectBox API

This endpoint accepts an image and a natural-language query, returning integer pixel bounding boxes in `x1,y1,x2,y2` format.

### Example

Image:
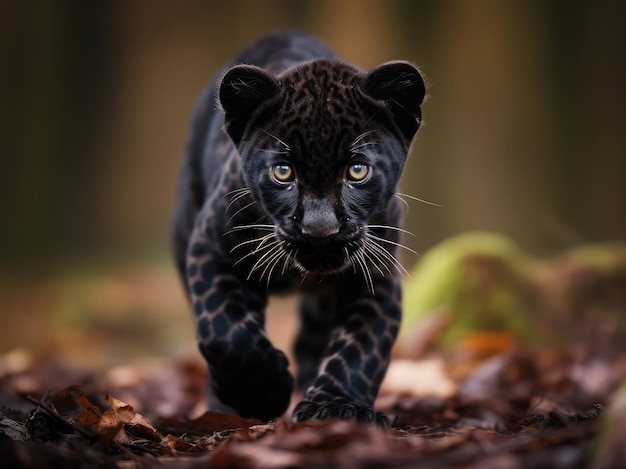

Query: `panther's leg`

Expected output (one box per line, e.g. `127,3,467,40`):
294,290,334,393
186,227,293,422
292,273,402,428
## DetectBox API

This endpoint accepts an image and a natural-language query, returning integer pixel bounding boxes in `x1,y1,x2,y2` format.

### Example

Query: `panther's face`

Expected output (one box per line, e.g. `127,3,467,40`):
220,59,424,279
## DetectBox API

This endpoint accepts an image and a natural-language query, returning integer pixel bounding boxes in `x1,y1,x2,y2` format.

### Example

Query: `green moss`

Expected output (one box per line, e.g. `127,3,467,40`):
402,232,538,347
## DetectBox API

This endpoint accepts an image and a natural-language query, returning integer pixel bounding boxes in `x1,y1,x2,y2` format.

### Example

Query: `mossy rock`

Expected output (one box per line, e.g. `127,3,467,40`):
401,232,539,348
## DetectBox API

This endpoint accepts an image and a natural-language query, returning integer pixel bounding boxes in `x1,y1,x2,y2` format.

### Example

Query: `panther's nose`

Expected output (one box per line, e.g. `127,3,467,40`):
301,218,339,246
302,230,338,247
300,197,340,246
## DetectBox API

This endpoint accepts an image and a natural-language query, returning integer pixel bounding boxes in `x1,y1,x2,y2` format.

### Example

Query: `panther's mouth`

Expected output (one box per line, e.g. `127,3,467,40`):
288,227,372,275
291,242,354,274
267,226,362,275
235,224,407,292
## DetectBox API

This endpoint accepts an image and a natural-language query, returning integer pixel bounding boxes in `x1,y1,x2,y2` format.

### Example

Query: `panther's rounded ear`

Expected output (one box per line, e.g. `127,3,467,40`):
362,61,425,141
219,65,279,145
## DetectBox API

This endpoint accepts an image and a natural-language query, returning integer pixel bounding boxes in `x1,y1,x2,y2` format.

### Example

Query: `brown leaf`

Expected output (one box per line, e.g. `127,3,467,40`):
457,331,515,359
160,410,265,436
65,388,103,429
163,434,195,452
212,419,410,468
95,421,126,448
380,358,456,398
99,394,161,442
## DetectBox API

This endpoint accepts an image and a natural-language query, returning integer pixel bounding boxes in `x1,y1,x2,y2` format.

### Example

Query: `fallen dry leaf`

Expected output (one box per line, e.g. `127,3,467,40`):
65,387,103,428
159,410,264,436
380,357,456,398
98,394,161,443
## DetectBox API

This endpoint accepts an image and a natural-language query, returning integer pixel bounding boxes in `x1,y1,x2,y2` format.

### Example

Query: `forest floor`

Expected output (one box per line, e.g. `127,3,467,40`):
1,334,624,468
1,248,625,468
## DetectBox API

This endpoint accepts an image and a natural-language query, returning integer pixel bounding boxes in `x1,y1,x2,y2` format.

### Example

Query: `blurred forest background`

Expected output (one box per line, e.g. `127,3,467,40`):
1,0,625,368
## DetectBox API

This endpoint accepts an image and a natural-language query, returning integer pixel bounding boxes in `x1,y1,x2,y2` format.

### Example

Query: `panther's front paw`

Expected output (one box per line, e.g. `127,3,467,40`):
292,399,390,429
211,349,294,422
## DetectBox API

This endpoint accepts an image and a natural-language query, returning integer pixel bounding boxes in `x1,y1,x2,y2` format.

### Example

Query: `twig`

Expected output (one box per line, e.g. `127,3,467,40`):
25,394,98,441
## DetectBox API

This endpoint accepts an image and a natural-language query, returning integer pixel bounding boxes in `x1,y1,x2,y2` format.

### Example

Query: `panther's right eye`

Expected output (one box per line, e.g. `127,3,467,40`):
271,164,295,183
346,163,370,182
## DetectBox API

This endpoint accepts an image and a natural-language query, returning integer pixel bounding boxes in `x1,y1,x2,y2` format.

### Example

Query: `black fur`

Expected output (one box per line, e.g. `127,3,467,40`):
172,31,424,426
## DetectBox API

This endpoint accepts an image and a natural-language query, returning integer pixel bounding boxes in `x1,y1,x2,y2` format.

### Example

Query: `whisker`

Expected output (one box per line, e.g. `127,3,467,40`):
367,238,408,268
225,224,275,235
362,238,395,274
260,245,286,286
395,192,442,208
354,249,375,295
252,238,281,259
259,148,290,156
367,224,415,237
230,232,275,253
222,187,251,201
359,110,385,137
361,247,387,276
226,200,257,226
394,194,410,213
350,141,381,153
233,237,279,267
367,233,419,256
281,249,293,275
298,266,309,284
350,129,378,149
344,246,357,275
225,190,253,214
263,131,291,152
271,252,290,285
248,242,285,280
365,237,412,278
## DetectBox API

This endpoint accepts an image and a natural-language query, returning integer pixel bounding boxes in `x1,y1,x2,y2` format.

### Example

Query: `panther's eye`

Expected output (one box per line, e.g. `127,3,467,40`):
272,164,295,183
346,163,370,182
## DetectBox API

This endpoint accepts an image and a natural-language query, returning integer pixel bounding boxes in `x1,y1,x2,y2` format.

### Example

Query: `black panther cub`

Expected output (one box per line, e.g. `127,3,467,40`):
172,31,425,427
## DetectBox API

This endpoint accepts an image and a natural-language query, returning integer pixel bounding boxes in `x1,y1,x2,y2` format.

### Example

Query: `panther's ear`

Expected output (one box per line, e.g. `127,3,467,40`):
219,65,279,145
362,61,425,141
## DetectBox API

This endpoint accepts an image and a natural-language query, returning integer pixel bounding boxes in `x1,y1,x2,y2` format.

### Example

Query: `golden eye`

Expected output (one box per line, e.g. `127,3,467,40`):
272,164,294,183
347,163,369,182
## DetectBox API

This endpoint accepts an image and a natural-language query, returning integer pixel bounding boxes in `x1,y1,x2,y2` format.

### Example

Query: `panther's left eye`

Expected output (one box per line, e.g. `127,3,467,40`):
272,164,295,183
346,163,370,182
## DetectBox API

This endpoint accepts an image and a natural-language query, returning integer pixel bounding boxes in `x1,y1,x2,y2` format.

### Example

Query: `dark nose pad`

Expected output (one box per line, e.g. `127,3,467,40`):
300,204,340,247
301,219,340,246
301,230,338,247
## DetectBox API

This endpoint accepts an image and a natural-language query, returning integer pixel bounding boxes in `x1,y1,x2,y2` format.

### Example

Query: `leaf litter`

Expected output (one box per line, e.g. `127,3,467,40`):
1,239,625,467
0,342,622,468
